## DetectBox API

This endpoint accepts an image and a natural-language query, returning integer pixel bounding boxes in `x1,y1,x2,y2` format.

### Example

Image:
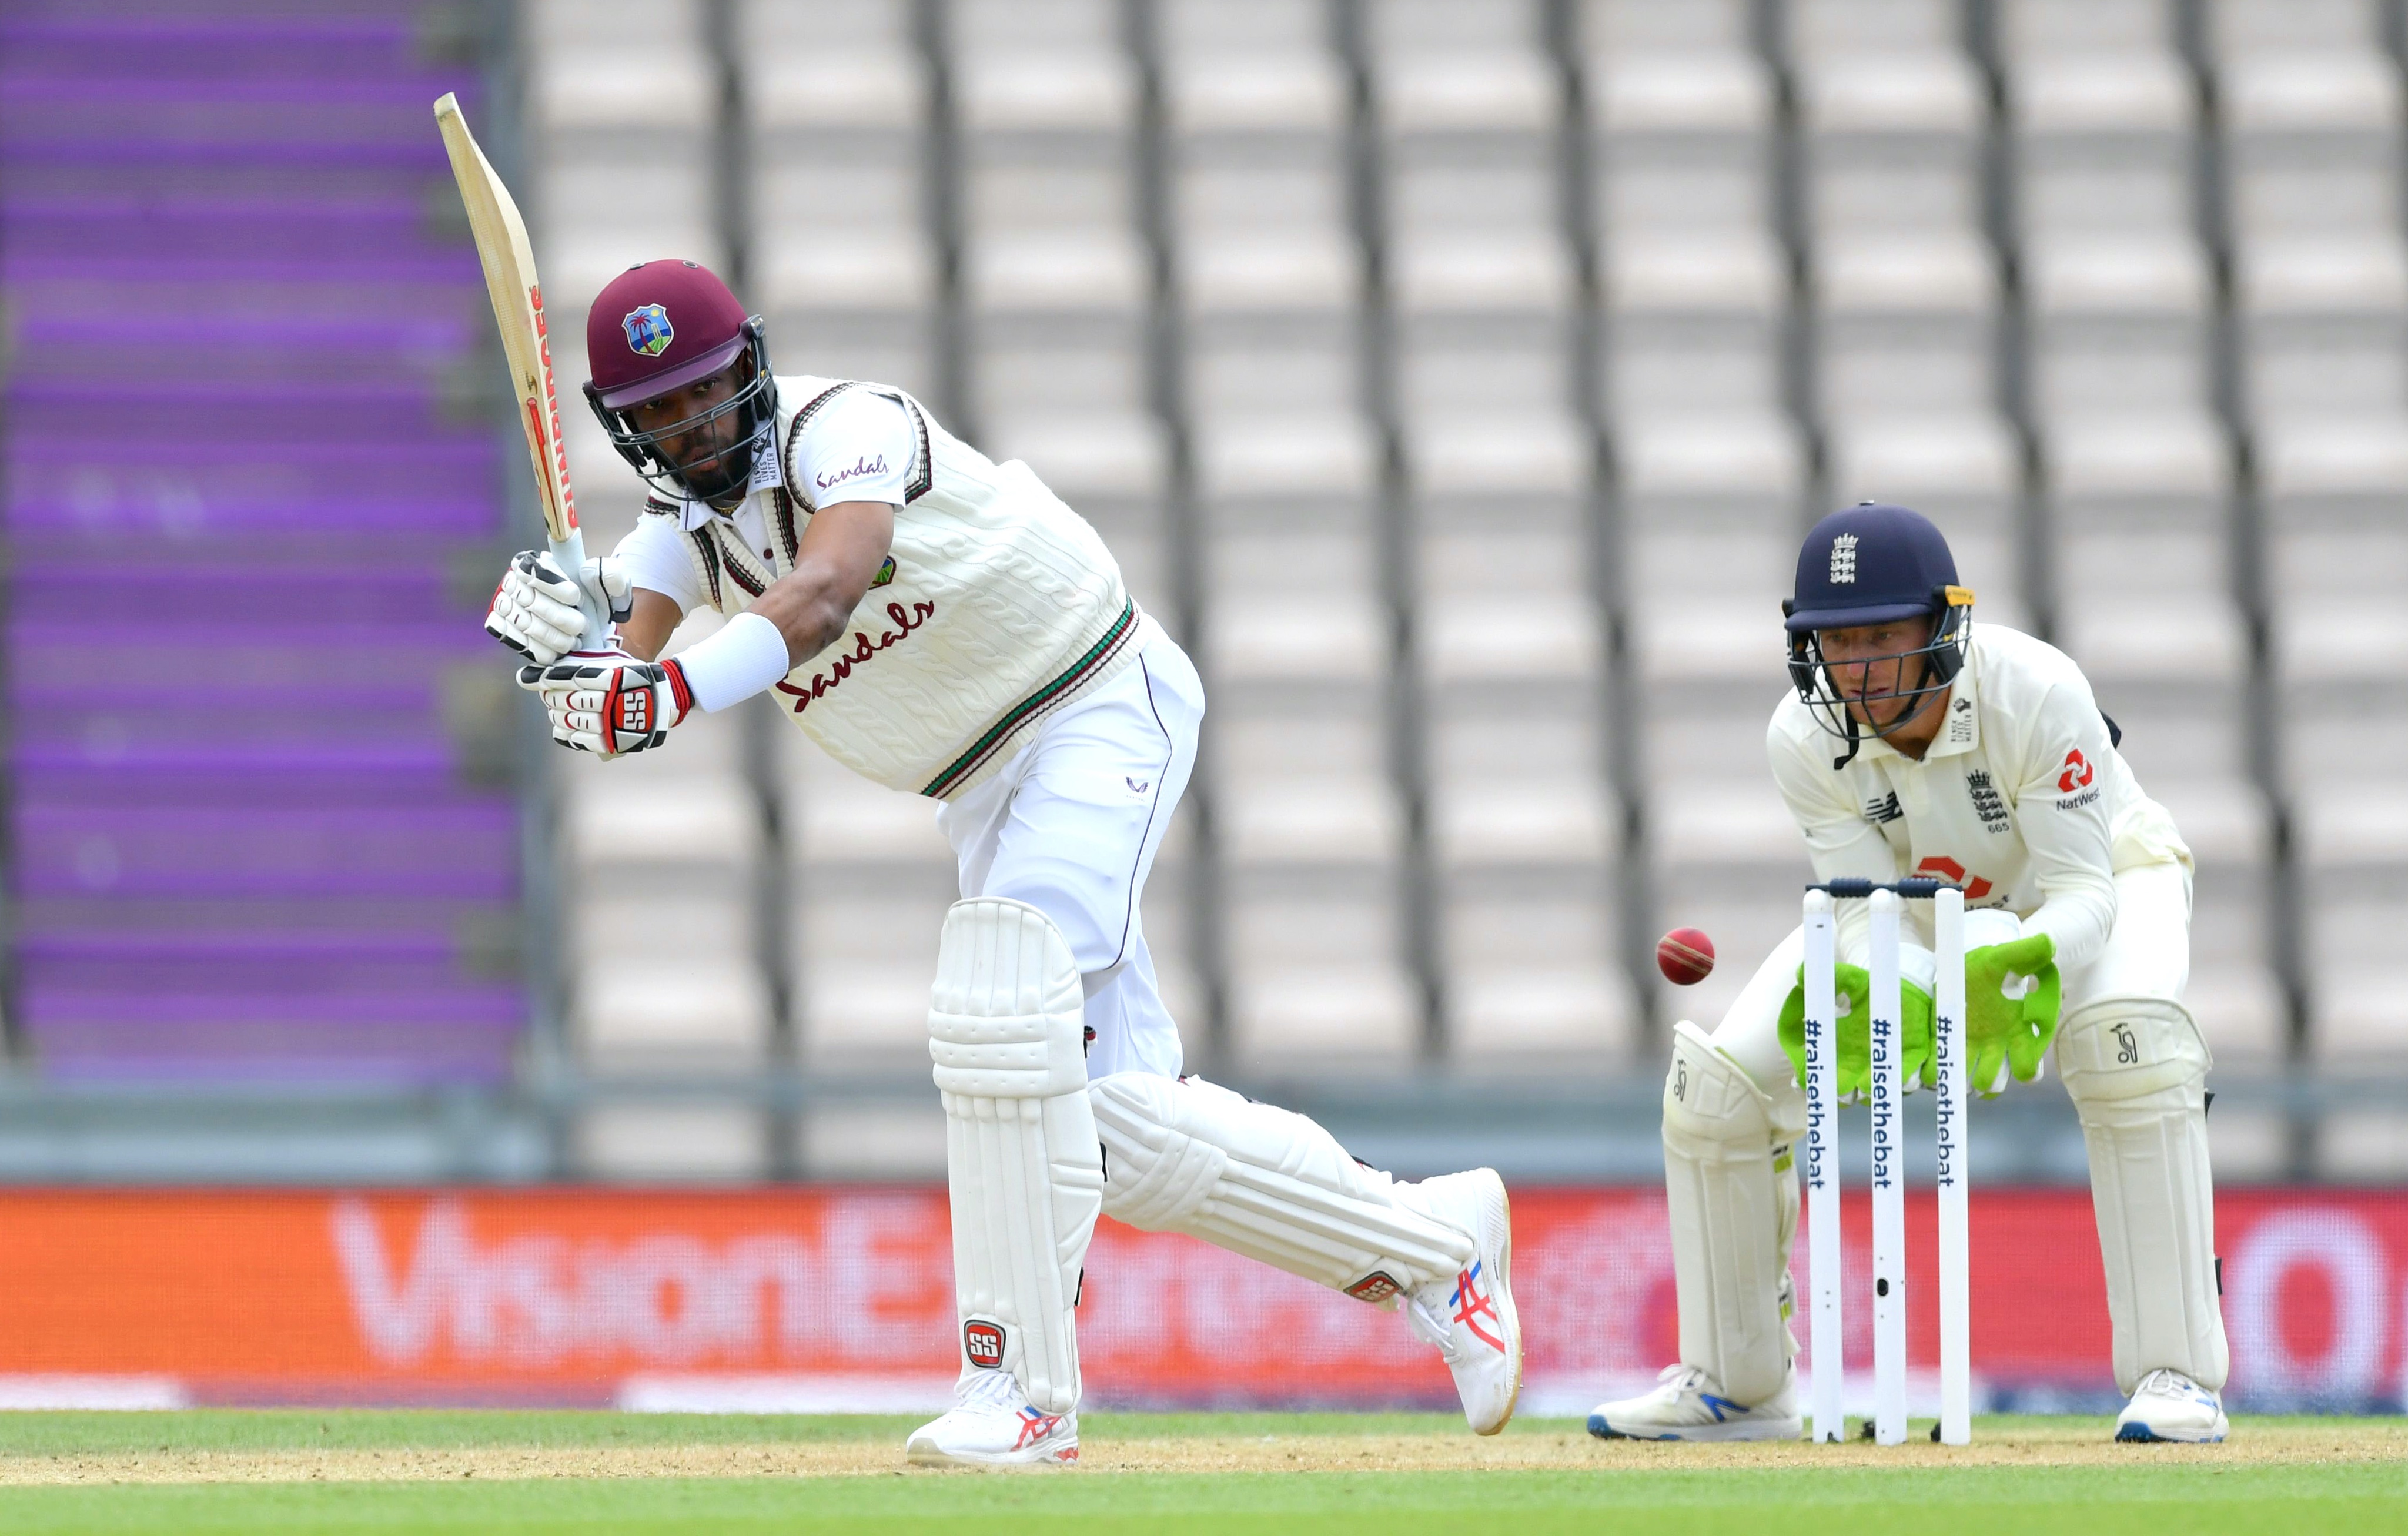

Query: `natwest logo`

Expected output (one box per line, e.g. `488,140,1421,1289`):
2057,748,2094,793
1915,855,1993,902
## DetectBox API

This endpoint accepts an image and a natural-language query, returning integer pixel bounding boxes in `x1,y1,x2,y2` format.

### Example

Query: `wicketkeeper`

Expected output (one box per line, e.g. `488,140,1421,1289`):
486,260,1521,1465
1587,503,2229,1444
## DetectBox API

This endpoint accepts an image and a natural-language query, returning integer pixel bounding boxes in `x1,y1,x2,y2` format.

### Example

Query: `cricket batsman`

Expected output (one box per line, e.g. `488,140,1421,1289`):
484,260,1521,1465
1587,503,2229,1444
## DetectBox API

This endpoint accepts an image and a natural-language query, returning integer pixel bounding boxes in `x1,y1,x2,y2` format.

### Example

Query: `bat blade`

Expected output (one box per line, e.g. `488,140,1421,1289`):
434,92,604,647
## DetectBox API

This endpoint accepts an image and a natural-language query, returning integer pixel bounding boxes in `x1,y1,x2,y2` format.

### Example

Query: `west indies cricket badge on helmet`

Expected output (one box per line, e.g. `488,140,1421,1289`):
622,302,673,357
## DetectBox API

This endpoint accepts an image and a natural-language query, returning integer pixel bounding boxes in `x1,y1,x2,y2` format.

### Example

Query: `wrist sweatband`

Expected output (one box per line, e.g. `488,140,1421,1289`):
669,611,794,712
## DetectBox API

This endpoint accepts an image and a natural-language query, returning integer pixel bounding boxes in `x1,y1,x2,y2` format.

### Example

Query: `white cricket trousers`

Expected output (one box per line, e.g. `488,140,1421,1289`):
935,615,1201,1081
1704,859,2194,1103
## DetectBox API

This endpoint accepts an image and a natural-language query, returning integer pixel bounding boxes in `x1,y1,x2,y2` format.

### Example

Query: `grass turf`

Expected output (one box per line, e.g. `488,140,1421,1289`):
0,1412,2397,1535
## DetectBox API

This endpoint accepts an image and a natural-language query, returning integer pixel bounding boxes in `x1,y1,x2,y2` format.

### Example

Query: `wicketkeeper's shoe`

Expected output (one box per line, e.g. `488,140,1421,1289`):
1404,1168,1523,1435
904,1368,1081,1468
1587,1363,1804,1442
2114,1368,2228,1443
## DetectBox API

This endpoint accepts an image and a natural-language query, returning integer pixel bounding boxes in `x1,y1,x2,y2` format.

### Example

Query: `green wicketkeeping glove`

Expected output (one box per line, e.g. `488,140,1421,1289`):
1964,931,2061,1096
1778,959,1936,1100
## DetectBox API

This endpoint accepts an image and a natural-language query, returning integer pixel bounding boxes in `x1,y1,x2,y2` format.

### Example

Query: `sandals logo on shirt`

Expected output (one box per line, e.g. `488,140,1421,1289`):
622,303,673,357
815,454,889,495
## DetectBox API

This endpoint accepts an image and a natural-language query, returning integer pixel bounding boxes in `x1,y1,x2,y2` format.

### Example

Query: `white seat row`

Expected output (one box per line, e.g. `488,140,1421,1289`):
530,0,2408,1120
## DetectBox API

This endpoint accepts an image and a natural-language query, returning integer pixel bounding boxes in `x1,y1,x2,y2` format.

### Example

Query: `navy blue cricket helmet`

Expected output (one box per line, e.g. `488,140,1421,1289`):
1783,503,1975,767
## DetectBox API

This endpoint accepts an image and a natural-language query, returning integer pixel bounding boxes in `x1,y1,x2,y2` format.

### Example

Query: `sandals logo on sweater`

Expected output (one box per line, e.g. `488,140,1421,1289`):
774,599,934,716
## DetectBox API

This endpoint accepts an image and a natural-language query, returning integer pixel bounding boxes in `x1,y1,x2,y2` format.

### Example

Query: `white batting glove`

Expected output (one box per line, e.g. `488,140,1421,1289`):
517,648,694,758
485,551,633,665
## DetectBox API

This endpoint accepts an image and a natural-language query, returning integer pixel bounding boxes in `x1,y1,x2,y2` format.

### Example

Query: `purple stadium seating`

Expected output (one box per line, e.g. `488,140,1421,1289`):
1,2,528,1084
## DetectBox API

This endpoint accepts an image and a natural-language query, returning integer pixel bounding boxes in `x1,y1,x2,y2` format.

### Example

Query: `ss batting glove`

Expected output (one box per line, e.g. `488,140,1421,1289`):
486,551,633,665
518,648,693,758
1777,943,1938,1100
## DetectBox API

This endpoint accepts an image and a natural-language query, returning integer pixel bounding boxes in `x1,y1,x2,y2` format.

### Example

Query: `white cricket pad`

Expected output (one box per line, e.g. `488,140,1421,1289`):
1661,1020,1802,1407
929,898,1103,1417
2055,995,2229,1396
1089,1073,1473,1300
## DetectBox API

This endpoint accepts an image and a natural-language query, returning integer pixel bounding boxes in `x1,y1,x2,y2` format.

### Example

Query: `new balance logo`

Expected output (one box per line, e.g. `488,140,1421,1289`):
1829,534,1859,584
1865,791,1902,825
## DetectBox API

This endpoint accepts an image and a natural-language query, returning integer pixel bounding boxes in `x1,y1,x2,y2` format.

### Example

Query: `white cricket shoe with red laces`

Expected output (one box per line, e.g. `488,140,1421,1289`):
1406,1168,1523,1435
905,1368,1081,1469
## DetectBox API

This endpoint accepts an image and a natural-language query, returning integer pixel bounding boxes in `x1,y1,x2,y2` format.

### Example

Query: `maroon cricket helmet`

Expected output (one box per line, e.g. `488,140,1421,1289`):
581,259,778,502
586,259,753,409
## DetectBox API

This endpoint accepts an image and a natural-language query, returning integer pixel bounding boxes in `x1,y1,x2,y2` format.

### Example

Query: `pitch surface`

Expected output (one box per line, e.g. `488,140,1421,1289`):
0,1411,2397,1532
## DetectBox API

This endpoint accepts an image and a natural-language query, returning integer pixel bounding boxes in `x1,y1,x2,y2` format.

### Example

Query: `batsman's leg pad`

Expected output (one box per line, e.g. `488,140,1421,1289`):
1663,1020,1804,1407
2055,995,2228,1396
1090,1073,1474,1299
930,898,1104,1416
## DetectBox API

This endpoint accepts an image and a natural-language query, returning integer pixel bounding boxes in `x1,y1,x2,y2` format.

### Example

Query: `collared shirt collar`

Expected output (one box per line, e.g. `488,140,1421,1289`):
673,442,783,531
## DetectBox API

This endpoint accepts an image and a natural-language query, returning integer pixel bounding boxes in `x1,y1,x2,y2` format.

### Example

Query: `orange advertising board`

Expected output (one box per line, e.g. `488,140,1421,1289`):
0,1187,2400,1412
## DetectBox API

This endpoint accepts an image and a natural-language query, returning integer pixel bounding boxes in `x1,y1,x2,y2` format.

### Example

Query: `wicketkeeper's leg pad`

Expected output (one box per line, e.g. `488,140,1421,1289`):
1662,1019,1804,1407
930,898,1104,1416
1089,1073,1474,1301
2055,995,2229,1396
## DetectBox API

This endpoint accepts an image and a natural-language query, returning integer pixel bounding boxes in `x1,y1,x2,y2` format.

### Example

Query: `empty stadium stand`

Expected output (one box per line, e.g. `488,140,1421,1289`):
528,0,2369,1178
4,0,2400,1183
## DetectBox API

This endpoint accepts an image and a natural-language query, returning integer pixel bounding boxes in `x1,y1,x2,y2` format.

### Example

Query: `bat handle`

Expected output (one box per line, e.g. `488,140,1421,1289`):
548,526,612,651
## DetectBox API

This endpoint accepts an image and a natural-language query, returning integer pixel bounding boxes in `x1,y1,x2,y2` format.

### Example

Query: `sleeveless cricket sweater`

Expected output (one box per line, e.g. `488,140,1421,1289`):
667,374,1139,798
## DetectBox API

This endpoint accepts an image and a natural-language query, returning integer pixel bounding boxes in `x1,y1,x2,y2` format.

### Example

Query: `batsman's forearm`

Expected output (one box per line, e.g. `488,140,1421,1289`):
752,575,865,667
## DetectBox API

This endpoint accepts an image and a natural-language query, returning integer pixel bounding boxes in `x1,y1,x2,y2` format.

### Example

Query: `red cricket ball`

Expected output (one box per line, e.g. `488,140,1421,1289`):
1657,927,1715,986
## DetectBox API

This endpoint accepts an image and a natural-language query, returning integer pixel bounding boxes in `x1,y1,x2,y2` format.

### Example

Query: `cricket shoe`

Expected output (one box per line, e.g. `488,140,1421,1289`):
1403,1168,1523,1435
905,1368,1081,1468
1587,1364,1804,1442
2115,1368,2228,1443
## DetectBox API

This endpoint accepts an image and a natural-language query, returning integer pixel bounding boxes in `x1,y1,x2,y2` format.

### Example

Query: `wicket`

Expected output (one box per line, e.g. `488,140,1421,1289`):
1801,877,1970,1447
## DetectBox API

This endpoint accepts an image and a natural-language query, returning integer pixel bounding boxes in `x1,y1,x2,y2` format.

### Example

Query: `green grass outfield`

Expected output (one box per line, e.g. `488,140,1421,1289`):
0,1410,2399,1535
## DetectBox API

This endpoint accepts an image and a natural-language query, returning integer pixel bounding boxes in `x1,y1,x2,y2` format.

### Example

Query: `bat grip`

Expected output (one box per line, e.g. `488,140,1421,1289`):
547,526,612,651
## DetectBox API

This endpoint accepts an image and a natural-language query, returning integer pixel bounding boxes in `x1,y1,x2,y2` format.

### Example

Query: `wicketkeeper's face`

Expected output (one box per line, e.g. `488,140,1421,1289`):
1816,616,1936,729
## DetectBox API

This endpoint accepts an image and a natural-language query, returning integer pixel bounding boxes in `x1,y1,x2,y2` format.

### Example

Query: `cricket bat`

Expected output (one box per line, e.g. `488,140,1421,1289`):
434,91,609,651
